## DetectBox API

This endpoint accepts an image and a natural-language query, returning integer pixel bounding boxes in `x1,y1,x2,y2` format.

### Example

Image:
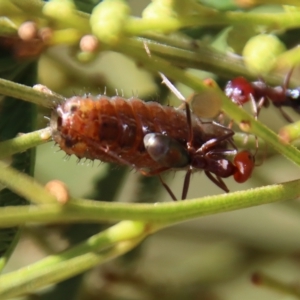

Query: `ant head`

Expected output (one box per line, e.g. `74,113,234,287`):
233,150,255,183
225,77,254,105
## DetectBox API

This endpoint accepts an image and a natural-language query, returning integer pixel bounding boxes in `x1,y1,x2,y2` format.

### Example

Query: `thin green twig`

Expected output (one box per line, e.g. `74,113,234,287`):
0,78,65,108
0,160,57,205
0,179,299,228
125,12,300,34
0,127,51,159
0,220,146,299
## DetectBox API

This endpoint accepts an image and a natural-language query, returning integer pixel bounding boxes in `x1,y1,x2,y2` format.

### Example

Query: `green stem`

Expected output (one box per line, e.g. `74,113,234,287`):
252,272,300,299
0,78,65,108
0,220,146,299
0,160,57,204
254,0,300,5
0,229,22,271
0,17,18,35
279,120,300,143
0,179,299,228
137,35,297,86
223,11,300,30
0,128,51,159
126,12,300,35
275,46,300,70
10,0,45,18
128,36,249,80
42,1,90,33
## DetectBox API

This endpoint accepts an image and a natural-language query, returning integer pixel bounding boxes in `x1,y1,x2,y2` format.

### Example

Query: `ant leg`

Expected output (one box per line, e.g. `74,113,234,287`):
97,142,179,199
158,175,177,201
142,163,195,200
143,167,188,201
197,130,234,154
278,107,294,123
75,141,179,199
140,168,178,201
204,121,237,150
205,171,229,193
182,167,192,200
205,148,237,158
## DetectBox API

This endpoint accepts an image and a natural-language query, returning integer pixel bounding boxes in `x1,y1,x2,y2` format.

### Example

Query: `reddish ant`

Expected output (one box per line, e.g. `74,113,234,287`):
225,69,300,122
51,75,255,200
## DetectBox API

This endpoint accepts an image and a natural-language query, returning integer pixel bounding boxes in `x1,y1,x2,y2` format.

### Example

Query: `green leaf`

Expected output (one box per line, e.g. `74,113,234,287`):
0,49,38,270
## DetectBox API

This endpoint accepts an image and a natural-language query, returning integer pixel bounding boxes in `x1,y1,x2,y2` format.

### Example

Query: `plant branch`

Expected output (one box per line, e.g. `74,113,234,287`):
0,220,147,299
0,78,65,108
0,128,51,159
0,179,299,228
0,160,57,204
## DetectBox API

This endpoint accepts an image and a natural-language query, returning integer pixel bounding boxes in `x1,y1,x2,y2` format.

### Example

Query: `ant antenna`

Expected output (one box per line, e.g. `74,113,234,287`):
283,67,294,92
158,72,194,147
143,42,151,57
159,72,186,102
143,41,194,144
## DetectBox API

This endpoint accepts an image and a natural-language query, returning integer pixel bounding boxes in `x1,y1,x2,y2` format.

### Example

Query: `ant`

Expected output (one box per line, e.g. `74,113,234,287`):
142,74,255,199
224,69,300,122
51,75,255,200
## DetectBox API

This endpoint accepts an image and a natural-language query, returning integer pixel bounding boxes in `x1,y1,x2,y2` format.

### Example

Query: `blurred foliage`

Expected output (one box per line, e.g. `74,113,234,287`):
0,44,37,267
